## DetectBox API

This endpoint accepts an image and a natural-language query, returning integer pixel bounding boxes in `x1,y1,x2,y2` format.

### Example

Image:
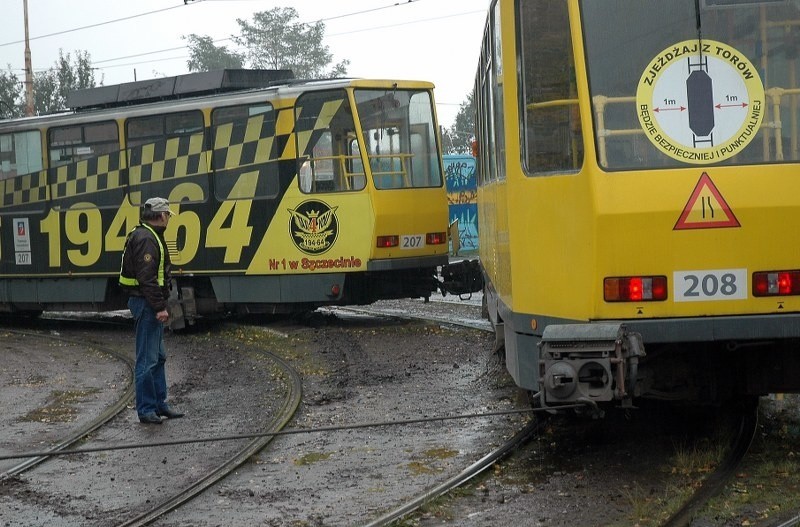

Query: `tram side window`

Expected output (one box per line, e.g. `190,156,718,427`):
126,111,204,149
295,89,366,193
125,110,205,205
476,6,502,185
0,130,42,180
48,121,118,169
211,103,279,200
519,0,584,175
299,130,336,192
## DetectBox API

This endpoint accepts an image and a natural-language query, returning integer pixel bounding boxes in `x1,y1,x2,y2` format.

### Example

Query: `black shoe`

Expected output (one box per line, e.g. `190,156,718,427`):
157,407,185,419
139,413,163,424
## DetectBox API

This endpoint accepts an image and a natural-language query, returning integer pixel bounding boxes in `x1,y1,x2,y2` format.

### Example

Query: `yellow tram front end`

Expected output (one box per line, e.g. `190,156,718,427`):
348,81,450,295
244,80,449,307
477,0,800,411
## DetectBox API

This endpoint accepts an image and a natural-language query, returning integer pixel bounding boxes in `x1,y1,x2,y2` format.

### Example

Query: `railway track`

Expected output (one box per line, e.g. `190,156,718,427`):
0,322,135,480
116,344,302,527
333,302,796,527
661,397,760,527
2,309,797,525
362,411,545,527
0,318,303,526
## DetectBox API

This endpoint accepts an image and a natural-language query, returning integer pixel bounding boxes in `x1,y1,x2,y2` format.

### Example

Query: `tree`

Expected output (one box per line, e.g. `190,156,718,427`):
184,34,244,72
32,70,59,116
231,7,348,78
38,50,96,114
0,66,23,119
440,126,455,155
443,89,476,155
2,50,98,117
57,50,95,96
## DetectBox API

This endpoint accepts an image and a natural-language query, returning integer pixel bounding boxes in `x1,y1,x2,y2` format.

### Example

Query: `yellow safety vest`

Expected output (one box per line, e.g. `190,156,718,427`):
118,223,166,287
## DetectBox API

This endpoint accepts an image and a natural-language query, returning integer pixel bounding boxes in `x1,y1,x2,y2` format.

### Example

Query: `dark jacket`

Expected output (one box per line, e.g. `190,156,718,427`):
119,223,171,311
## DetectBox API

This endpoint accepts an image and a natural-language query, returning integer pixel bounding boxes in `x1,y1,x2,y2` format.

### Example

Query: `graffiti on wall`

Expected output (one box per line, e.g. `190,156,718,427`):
443,154,478,253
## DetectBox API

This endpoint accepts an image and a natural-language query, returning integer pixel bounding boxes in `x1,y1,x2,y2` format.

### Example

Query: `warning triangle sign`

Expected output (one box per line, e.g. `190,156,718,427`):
674,173,740,230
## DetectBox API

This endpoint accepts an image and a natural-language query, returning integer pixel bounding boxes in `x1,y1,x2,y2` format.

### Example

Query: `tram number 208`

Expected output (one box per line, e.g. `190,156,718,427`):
674,269,747,302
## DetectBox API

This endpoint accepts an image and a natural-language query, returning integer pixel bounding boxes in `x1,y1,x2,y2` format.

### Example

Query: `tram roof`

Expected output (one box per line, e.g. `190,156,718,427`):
0,72,435,131
66,69,296,111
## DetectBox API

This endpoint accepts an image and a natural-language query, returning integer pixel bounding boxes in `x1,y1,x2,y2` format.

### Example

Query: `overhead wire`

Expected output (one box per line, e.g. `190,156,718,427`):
0,4,190,48
0,0,457,78
0,0,426,50
90,9,483,71
0,0,480,116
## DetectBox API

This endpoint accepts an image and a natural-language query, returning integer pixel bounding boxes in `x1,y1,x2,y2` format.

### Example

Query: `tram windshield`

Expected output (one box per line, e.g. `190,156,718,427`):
354,89,443,189
579,0,800,169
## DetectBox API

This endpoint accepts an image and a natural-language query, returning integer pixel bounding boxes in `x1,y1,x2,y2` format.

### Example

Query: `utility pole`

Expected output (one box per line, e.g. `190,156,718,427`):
23,0,34,116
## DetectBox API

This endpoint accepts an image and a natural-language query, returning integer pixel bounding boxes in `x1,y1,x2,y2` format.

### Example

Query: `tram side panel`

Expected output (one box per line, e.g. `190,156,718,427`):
0,180,54,312
0,84,446,317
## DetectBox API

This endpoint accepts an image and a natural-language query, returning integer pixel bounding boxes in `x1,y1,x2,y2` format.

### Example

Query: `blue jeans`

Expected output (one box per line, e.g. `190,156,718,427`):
128,296,168,417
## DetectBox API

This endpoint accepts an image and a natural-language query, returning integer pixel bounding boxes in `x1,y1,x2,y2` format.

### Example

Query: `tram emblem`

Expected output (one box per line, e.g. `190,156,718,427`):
288,200,339,255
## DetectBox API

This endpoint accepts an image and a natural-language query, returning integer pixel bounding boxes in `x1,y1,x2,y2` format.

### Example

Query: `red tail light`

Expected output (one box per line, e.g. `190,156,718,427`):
426,232,447,245
604,276,668,302
753,270,800,296
376,235,399,248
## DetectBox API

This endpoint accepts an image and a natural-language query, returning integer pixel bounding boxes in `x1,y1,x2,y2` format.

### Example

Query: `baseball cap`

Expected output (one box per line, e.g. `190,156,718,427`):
144,197,175,216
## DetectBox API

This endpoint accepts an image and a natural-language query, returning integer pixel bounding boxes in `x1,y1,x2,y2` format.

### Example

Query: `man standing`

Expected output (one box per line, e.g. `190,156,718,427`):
119,197,185,424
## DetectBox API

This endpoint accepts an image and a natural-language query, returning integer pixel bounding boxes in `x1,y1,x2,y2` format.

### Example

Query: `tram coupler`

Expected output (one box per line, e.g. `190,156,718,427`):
539,323,645,408
439,259,483,297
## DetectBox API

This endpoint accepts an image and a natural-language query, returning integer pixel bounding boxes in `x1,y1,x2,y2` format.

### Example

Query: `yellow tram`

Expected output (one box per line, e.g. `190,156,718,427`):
473,0,800,411
0,70,448,327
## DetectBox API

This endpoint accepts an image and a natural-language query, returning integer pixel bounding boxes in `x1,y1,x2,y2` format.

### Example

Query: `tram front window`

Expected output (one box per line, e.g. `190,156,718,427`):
579,0,800,169
354,89,442,189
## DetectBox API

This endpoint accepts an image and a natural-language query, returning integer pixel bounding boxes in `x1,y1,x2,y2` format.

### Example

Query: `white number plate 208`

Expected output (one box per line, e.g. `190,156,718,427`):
400,234,424,249
673,268,747,302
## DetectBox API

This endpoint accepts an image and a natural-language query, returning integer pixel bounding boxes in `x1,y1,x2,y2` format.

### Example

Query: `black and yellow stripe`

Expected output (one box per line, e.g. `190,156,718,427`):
0,91,350,208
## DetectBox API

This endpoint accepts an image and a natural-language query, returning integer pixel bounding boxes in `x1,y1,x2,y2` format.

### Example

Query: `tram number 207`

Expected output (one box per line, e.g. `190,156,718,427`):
674,269,747,302
401,234,425,249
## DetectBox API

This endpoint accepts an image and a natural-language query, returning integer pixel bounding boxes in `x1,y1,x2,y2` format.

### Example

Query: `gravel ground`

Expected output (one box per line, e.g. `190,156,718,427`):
1,298,799,527
159,310,514,527
0,303,519,527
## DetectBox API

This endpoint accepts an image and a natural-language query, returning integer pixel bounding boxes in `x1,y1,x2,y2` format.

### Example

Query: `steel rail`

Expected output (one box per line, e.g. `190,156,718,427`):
1,317,302,527
325,304,492,333
660,397,760,527
772,513,800,527
0,324,135,480
336,304,774,527
333,303,547,527
115,345,303,527
361,416,545,527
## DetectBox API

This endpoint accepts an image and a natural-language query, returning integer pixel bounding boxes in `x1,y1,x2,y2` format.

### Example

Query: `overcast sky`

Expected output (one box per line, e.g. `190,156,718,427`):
0,0,490,129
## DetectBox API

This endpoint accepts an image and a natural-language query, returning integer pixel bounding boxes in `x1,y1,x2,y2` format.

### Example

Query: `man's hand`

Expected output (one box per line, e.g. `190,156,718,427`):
156,309,170,324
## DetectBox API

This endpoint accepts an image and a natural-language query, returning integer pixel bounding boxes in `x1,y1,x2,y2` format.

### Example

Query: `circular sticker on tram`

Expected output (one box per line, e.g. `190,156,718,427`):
636,39,764,164
287,199,339,255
